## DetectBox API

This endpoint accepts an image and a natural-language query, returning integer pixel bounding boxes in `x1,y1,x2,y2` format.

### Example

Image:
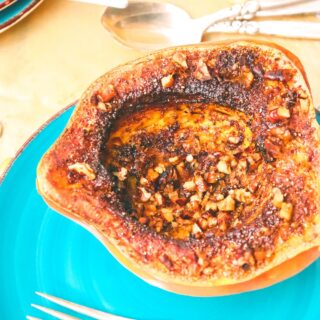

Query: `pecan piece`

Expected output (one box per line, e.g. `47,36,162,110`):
139,187,151,202
266,107,290,123
113,167,128,181
217,195,235,211
193,59,211,81
272,187,284,208
217,159,231,174
161,74,174,88
68,162,96,180
100,84,116,102
172,52,188,69
279,202,293,221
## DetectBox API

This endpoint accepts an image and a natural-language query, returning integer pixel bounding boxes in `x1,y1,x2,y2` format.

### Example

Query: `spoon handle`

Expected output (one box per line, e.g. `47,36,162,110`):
208,20,320,39
256,0,320,17
194,0,313,31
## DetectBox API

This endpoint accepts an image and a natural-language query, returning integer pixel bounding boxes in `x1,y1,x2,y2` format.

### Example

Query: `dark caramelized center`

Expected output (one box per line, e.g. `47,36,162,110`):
105,103,268,240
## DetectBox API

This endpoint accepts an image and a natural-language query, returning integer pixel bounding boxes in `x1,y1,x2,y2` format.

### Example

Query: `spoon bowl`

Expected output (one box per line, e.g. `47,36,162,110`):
101,2,196,50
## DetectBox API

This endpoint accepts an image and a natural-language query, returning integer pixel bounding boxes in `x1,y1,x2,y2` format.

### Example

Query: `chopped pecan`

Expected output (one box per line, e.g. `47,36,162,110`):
272,187,284,208
168,156,179,164
269,127,291,142
168,190,179,203
205,201,218,212
217,195,235,211
279,202,293,221
154,192,163,205
97,101,110,111
113,167,128,181
215,193,225,201
234,189,252,204
198,218,208,231
192,223,202,234
228,136,241,144
172,52,188,69
217,159,231,174
204,171,217,184
266,107,290,123
195,175,207,193
100,84,116,102
154,163,166,174
140,177,148,185
161,74,174,88
186,154,194,162
183,180,196,191
147,168,159,181
193,59,211,81
68,162,96,180
139,187,151,202
161,208,174,222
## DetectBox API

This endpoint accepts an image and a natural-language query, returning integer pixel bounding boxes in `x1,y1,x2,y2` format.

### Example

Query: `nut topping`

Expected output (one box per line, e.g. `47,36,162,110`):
139,187,152,202
113,167,128,181
192,223,202,235
228,136,240,144
267,107,290,123
234,189,252,204
279,202,293,221
154,164,166,174
172,52,188,69
154,192,163,205
100,84,116,102
193,59,211,81
161,74,174,88
97,101,108,111
183,180,196,191
68,162,96,180
217,160,231,174
186,154,194,162
161,208,174,222
168,156,179,164
217,195,235,211
272,187,284,208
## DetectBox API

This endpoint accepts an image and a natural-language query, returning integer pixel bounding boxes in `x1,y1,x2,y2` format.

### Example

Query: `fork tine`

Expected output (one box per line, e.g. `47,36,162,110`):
36,292,131,320
26,316,42,320
31,304,80,320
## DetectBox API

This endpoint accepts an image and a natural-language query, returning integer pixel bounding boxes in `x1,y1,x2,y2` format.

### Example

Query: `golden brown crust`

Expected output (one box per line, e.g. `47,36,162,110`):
37,40,320,292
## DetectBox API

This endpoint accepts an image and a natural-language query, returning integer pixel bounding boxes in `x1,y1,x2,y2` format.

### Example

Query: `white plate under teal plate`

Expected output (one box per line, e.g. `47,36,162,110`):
0,0,43,33
0,103,320,319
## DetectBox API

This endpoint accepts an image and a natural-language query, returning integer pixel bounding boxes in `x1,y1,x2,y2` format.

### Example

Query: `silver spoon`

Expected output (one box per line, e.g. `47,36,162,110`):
101,0,315,50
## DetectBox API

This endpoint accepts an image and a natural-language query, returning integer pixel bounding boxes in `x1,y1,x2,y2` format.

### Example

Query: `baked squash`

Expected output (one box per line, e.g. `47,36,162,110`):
37,40,320,295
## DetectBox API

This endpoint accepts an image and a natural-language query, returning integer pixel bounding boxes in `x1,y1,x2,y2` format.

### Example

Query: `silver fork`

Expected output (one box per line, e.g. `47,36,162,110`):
27,292,132,320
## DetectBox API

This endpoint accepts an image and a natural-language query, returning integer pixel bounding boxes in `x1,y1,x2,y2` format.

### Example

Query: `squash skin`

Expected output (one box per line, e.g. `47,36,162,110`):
37,40,320,295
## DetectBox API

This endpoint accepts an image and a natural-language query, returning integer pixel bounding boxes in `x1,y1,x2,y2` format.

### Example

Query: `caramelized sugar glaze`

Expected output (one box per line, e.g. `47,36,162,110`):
38,41,320,289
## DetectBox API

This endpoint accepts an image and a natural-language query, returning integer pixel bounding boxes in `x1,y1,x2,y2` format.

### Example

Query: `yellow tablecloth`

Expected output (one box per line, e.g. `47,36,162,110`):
0,0,320,174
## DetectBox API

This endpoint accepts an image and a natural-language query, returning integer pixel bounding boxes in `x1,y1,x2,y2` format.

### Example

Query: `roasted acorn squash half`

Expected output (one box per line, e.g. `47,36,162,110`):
37,40,320,296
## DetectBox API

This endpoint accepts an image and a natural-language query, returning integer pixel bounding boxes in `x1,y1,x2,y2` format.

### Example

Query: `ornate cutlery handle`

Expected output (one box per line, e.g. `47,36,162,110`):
208,20,320,39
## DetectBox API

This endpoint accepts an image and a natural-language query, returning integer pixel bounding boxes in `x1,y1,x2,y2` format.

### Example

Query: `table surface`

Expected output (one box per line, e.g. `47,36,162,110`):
1,0,320,174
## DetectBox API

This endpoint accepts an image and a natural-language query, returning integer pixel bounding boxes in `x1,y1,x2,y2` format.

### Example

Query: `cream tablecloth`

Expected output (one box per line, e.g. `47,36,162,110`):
0,0,320,174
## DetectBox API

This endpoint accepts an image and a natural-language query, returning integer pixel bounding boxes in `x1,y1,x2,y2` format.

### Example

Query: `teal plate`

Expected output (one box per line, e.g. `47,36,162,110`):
1,104,320,320
0,0,43,33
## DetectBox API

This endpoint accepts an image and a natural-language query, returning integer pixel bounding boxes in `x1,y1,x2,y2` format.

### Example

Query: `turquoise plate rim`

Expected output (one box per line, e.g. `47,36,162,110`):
0,0,44,33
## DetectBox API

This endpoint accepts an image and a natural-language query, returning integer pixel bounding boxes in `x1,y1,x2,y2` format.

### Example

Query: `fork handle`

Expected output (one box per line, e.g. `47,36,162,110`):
208,20,320,39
